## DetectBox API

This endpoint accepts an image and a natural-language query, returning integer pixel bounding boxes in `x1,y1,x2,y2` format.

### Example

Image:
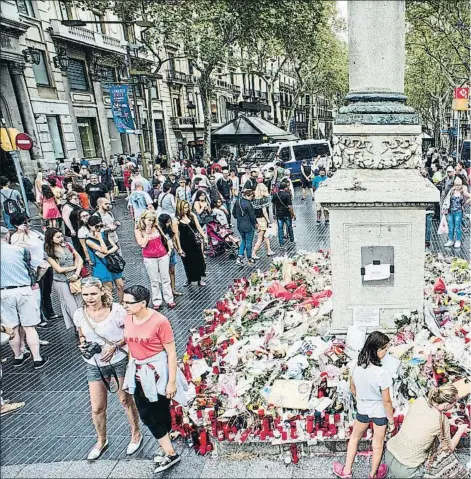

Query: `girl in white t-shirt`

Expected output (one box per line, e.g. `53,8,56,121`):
333,331,393,479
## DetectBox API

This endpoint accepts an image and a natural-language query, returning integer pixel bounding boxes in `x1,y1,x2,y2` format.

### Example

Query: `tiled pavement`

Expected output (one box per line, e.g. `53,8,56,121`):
0,190,469,472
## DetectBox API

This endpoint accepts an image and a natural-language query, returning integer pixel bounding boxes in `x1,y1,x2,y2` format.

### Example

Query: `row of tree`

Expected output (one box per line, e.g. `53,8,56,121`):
69,0,348,157
405,0,470,147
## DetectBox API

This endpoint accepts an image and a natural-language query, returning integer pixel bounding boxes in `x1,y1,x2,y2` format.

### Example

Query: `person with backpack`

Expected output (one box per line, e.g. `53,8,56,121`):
0,176,23,230
232,188,257,266
271,181,295,246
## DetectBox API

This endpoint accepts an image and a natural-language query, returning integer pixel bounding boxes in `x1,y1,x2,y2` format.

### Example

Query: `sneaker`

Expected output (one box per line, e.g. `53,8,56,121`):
252,254,260,260
332,462,352,479
154,453,181,473
267,251,275,257
33,355,49,370
454,240,461,249
444,240,454,247
153,447,165,464
316,219,321,224
236,257,244,265
13,351,31,368
369,464,388,479
301,197,305,201
425,241,431,248
247,259,255,265
325,220,330,224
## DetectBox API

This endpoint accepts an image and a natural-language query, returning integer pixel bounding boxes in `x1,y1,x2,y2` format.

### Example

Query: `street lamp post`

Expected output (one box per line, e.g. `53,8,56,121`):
187,102,197,161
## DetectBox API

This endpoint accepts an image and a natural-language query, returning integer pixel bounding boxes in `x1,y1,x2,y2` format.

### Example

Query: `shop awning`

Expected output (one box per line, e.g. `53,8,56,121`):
212,115,298,145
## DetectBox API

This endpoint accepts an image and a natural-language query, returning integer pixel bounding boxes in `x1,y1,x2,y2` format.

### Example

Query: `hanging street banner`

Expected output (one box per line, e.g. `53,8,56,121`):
452,86,469,111
109,85,137,133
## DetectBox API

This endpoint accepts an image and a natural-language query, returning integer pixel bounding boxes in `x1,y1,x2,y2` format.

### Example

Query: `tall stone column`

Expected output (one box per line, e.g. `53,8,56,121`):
8,62,43,162
316,0,439,333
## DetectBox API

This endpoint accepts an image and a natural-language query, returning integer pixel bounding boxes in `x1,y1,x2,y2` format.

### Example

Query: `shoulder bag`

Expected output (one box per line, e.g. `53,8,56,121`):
82,307,128,393
88,234,126,274
423,413,468,478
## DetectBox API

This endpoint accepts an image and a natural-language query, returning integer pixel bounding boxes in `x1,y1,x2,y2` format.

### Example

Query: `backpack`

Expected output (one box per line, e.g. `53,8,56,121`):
1,190,21,215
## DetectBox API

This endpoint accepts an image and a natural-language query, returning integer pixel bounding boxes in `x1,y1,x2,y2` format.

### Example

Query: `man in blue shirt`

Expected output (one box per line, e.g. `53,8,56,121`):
0,227,48,370
312,167,329,224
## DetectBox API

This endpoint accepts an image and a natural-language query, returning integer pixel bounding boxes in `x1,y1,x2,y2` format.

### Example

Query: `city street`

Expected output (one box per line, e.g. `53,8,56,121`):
1,190,469,478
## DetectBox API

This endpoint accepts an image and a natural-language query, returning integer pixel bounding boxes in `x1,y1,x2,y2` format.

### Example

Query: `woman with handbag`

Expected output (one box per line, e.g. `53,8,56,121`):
385,383,469,478
158,214,183,298
175,200,206,287
252,180,275,259
73,277,142,461
44,228,83,329
192,190,212,226
85,216,125,302
122,285,188,474
135,211,175,310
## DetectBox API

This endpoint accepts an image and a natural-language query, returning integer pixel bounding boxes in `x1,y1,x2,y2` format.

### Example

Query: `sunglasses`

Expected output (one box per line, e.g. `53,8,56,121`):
121,300,142,305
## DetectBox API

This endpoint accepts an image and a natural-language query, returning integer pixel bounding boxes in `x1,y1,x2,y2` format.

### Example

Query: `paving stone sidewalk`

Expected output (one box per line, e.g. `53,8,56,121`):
0,190,469,470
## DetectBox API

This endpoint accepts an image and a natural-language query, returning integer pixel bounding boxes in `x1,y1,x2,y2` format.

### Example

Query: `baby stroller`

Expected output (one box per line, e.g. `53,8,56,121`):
206,218,239,260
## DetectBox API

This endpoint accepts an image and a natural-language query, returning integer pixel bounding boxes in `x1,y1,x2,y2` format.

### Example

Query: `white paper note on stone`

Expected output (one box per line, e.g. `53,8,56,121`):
364,263,391,281
353,308,380,328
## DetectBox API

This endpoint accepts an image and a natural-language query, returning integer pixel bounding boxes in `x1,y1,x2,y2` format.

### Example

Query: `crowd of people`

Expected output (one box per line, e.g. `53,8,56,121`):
0,146,469,475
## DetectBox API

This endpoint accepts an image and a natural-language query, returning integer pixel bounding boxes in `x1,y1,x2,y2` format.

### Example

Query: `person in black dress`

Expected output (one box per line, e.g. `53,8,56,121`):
175,200,207,287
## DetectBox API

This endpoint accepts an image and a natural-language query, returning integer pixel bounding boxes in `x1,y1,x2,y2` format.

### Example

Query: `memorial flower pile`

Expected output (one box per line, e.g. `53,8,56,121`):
170,252,470,462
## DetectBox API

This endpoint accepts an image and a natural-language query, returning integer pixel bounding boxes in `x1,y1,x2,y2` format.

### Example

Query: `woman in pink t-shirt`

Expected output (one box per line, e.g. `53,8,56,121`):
122,285,182,474
134,211,175,310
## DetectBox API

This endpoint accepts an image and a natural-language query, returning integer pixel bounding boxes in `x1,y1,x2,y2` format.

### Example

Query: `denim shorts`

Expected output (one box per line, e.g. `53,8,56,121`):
356,412,388,426
86,357,128,382
169,249,177,266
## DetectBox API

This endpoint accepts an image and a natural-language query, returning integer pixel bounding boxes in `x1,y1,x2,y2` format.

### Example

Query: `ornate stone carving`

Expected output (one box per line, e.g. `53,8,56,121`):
331,134,422,170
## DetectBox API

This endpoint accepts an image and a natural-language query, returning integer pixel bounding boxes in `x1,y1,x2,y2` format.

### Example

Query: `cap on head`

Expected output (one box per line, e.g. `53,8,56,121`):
446,166,454,173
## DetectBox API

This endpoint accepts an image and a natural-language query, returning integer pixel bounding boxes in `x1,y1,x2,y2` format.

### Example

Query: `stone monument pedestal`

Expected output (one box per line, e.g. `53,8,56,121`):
316,169,439,333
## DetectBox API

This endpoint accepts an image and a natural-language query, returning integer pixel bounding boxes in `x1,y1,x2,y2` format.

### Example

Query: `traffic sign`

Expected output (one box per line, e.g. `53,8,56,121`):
15,132,33,150
453,87,469,111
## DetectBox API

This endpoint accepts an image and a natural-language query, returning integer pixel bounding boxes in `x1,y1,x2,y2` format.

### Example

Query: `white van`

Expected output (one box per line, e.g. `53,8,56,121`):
243,139,331,181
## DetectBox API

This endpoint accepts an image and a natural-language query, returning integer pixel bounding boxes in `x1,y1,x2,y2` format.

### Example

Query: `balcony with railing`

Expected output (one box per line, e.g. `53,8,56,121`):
167,71,197,84
170,116,199,128
49,20,126,54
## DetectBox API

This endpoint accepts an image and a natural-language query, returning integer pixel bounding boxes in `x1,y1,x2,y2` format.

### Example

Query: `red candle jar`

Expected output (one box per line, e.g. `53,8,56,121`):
282,431,288,441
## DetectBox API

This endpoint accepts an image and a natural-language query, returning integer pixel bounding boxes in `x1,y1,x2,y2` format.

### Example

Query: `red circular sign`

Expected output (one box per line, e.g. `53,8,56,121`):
15,132,33,150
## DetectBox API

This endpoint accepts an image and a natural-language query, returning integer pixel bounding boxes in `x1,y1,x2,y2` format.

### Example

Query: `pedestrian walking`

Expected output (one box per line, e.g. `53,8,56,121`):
93,197,121,252
313,167,329,224
122,285,188,473
158,214,183,298
9,213,58,325
123,164,132,196
74,277,142,460
85,216,124,302
442,176,471,248
332,331,392,479
41,184,61,228
216,169,233,226
127,181,153,224
85,174,109,210
252,180,274,259
157,184,176,218
272,182,295,247
0,176,23,230
135,211,175,310
1,227,48,369
301,160,314,201
98,161,116,203
77,209,92,264
45,228,83,330
233,188,257,265
175,200,206,287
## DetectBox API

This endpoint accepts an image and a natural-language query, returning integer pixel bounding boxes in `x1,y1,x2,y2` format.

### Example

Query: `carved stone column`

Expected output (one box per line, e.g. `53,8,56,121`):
8,62,43,162
316,0,439,333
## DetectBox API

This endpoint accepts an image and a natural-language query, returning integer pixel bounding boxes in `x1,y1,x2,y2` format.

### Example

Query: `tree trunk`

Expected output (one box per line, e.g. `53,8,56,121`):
199,74,213,160
284,90,302,132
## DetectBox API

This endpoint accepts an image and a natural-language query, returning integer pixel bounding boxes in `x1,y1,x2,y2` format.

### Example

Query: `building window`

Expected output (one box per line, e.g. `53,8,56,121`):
68,58,89,91
122,24,135,43
47,116,65,159
168,54,175,75
92,12,105,34
188,59,194,75
17,0,35,17
77,117,101,158
150,84,159,100
59,1,74,19
101,66,116,93
32,51,51,87
172,97,182,117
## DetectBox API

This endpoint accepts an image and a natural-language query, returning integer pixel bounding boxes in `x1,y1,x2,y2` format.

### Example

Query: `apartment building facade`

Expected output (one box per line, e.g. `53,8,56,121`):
0,0,333,178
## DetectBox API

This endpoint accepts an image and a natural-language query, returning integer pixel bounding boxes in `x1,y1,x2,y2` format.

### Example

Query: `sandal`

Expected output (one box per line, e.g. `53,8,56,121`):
198,281,207,287
0,402,25,416
173,291,183,297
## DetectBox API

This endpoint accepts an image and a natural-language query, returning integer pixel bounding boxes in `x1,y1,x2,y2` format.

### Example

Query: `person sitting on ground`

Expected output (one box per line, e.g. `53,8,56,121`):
384,383,469,478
